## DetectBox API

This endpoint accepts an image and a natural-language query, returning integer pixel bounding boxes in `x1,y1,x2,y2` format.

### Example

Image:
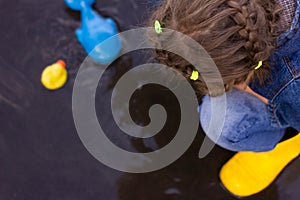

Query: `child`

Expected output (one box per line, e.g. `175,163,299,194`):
150,0,300,197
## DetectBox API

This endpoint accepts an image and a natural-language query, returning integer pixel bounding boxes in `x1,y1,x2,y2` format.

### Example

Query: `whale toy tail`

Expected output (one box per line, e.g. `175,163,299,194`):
64,0,95,11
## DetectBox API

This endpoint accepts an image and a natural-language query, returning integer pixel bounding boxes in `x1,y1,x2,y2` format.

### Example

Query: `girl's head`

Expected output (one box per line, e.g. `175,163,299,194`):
150,0,281,96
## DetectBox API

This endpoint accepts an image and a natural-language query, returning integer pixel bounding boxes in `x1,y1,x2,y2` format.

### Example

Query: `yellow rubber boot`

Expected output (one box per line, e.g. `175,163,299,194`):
220,133,300,197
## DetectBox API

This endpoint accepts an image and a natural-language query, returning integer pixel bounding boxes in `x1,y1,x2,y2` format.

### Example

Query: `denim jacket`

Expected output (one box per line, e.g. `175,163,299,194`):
251,0,300,131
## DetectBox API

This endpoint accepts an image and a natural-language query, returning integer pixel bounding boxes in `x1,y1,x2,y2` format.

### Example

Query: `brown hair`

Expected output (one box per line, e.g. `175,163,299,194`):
149,0,281,96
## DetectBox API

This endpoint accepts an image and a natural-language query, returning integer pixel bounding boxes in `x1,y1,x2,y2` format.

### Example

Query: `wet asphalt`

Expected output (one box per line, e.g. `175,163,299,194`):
1,0,300,199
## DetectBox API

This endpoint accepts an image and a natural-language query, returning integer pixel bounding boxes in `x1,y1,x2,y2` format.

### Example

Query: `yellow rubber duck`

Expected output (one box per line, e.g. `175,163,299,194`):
41,60,68,90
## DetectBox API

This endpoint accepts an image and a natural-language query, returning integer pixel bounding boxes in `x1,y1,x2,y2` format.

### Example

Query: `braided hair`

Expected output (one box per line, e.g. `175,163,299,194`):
150,0,281,96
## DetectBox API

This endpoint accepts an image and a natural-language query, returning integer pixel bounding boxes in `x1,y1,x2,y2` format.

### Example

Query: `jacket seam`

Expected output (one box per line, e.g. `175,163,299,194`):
271,103,282,127
271,78,295,101
284,56,298,78
269,77,291,100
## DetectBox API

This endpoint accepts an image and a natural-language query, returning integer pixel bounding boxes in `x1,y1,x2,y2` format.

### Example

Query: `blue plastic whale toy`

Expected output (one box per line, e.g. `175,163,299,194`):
65,0,122,64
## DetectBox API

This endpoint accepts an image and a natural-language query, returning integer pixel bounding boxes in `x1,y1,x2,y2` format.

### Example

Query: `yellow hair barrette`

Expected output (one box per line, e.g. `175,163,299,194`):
190,70,199,81
154,20,163,34
255,61,263,70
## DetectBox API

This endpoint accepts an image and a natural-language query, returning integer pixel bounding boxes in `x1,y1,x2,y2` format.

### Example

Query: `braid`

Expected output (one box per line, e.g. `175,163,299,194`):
226,0,281,83
150,0,281,96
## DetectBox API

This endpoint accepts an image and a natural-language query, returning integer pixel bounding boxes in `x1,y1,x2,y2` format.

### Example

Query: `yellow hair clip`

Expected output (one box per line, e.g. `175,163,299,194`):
255,61,263,70
190,70,199,81
154,20,163,34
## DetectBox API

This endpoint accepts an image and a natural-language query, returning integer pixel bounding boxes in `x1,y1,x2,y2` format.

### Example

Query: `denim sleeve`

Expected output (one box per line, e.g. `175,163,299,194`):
199,89,285,152
268,78,300,131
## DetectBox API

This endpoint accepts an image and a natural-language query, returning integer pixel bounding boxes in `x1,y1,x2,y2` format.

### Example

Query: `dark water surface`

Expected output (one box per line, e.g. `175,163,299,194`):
1,0,300,199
